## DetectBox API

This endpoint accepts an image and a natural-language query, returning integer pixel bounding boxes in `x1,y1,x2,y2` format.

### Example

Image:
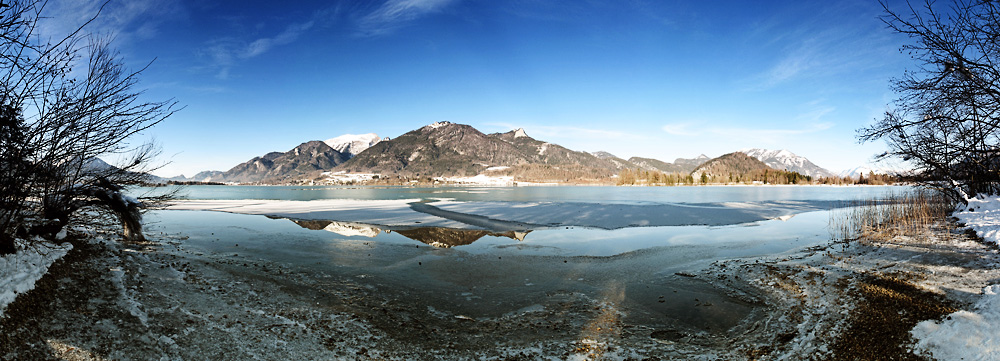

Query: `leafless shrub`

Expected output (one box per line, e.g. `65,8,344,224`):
0,0,178,254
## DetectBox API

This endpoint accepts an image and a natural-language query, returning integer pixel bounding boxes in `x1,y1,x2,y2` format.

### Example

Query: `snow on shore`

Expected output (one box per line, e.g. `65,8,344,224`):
954,196,1000,245
0,239,72,317
910,195,1000,359
912,285,1000,360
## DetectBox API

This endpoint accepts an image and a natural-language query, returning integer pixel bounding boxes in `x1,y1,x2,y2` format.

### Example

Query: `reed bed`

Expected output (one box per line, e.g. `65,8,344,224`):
829,190,957,242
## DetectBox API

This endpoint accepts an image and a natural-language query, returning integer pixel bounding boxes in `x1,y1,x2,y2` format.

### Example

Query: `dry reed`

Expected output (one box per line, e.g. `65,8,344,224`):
829,190,956,242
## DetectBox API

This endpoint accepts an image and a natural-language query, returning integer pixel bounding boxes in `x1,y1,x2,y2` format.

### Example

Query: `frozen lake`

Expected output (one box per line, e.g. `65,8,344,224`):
143,184,904,203
141,185,907,355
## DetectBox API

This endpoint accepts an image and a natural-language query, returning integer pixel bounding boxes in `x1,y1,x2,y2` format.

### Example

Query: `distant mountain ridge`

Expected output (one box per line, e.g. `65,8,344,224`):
337,122,622,180
628,155,709,174
739,148,834,178
167,123,871,184
220,141,349,183
590,151,638,170
692,152,772,180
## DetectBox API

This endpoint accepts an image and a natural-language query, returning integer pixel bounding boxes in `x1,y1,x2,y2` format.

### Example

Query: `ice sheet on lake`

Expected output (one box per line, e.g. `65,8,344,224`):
166,199,469,229
167,199,843,231
427,200,840,229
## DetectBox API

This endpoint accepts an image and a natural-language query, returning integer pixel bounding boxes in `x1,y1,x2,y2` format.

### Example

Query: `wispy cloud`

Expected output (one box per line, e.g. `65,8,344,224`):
661,123,700,136
202,18,317,79
199,0,459,78
245,21,316,58
145,81,228,94
662,99,837,144
37,0,184,46
742,3,898,91
709,123,833,144
357,0,458,36
795,104,835,123
758,47,813,88
661,121,832,144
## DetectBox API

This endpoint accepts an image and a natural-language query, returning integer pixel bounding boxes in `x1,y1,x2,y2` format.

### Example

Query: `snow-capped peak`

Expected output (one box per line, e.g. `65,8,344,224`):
739,148,834,178
425,121,452,129
323,133,381,156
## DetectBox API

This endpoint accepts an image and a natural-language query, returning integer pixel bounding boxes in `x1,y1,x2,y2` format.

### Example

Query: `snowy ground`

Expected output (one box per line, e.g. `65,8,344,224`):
0,238,72,318
908,196,1000,360
704,219,1000,359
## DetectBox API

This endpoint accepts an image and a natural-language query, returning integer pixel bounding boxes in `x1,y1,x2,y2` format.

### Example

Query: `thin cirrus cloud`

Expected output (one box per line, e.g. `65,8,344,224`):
36,0,183,43
741,3,895,91
356,0,458,36
662,122,833,144
710,123,833,144
661,123,700,136
204,0,458,78
202,19,317,79
244,21,316,58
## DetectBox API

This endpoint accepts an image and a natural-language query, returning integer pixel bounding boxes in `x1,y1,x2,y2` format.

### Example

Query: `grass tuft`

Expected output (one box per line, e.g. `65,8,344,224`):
829,190,956,242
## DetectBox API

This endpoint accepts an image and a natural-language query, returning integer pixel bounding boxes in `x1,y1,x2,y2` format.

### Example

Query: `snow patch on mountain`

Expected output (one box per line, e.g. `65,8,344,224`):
739,148,834,178
424,121,452,130
324,133,381,157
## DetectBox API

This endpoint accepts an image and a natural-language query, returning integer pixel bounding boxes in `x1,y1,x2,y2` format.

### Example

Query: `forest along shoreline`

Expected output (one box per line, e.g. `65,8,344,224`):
3,194,998,359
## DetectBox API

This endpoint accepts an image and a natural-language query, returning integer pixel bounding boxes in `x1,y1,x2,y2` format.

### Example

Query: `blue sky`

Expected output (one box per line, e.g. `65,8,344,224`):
44,0,912,177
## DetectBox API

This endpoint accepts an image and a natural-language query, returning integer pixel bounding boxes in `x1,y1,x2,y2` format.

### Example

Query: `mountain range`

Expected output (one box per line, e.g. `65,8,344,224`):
336,122,622,181
626,155,711,174
168,133,379,183
164,122,860,184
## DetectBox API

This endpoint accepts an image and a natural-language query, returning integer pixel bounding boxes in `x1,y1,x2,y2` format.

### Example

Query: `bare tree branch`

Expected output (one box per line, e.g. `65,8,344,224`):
863,0,1000,202
0,0,178,254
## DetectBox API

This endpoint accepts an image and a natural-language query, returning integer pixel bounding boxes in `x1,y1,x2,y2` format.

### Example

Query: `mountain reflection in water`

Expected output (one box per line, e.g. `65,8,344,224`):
285,218,530,247
395,228,530,247
287,219,382,237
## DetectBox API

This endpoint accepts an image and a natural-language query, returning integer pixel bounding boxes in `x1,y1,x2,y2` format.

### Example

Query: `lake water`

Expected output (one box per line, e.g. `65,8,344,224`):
142,185,907,355
141,184,905,204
